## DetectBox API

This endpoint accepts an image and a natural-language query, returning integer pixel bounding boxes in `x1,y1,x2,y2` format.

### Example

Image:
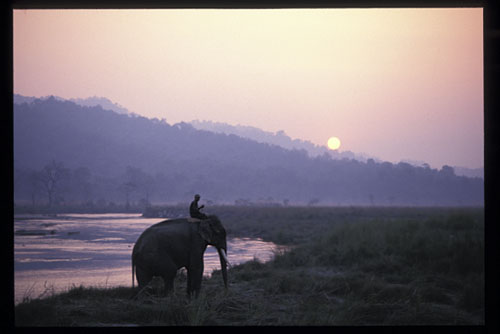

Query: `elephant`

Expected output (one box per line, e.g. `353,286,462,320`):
132,215,229,297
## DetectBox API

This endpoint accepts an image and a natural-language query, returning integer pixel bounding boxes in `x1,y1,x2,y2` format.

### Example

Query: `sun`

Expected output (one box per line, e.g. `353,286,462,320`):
327,137,341,150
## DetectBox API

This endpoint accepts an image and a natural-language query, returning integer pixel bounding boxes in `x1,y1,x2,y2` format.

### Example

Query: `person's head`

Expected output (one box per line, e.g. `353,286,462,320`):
195,194,201,201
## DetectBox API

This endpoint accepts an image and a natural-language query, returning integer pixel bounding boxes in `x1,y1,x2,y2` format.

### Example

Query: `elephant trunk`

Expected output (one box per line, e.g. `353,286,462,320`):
217,247,229,289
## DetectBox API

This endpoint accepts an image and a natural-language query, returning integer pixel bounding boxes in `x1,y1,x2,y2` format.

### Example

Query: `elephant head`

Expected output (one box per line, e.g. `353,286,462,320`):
198,215,229,288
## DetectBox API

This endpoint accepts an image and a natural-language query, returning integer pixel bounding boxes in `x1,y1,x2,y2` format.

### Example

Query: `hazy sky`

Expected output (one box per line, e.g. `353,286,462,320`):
13,8,483,169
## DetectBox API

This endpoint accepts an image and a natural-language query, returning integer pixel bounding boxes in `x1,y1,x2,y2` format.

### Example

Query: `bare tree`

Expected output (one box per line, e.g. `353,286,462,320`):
38,160,67,207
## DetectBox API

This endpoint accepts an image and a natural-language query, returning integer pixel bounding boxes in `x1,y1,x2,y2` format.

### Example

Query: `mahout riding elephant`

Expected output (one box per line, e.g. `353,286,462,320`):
132,215,229,297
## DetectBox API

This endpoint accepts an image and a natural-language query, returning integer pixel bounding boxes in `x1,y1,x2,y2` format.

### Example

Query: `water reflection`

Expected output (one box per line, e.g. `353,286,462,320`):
14,214,284,304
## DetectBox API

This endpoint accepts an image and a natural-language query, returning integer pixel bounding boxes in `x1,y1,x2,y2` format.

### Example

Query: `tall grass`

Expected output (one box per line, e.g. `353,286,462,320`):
307,213,484,277
15,206,484,326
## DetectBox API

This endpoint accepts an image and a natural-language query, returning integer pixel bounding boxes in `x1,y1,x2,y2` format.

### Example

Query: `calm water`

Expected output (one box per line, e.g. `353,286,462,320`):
14,213,284,304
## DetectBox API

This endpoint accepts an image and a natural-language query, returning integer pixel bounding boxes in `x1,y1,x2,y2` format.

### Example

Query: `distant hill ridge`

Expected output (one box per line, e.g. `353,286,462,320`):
13,95,483,206
190,120,369,160
14,94,130,115
190,120,483,179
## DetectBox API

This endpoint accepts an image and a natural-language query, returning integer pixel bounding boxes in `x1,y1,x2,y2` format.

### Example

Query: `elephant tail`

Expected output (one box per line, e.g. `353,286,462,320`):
132,256,135,288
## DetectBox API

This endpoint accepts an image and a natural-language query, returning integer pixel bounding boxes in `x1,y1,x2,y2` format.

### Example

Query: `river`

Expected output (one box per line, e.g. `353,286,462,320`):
14,213,284,304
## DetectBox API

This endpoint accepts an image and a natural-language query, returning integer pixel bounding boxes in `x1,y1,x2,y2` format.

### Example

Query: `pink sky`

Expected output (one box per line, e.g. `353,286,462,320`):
13,9,483,169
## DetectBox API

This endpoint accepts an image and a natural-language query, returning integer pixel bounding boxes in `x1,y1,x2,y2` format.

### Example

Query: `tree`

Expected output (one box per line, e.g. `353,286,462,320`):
440,165,455,177
38,160,68,207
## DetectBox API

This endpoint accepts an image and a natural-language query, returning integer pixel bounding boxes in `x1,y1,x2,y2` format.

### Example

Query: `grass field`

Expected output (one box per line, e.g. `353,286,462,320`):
15,206,484,326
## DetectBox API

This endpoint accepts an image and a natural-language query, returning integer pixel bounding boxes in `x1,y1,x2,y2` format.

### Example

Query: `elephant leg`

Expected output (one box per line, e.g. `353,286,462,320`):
187,263,204,297
157,260,177,295
136,265,153,289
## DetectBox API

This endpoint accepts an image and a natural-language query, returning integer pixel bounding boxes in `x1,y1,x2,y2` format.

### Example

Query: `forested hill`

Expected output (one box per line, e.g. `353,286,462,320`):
14,97,483,206
190,120,365,160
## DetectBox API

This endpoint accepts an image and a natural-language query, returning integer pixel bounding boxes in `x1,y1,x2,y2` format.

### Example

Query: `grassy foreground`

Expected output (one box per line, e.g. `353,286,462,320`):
15,206,484,326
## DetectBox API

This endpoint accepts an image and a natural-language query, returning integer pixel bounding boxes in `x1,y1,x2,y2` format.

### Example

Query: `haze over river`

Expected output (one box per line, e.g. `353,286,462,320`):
14,213,283,304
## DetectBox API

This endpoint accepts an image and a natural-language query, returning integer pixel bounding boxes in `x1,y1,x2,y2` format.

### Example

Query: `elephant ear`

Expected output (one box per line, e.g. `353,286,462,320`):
198,220,213,243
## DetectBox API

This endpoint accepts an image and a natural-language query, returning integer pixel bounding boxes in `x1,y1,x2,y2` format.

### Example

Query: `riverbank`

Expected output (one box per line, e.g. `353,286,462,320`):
14,206,484,326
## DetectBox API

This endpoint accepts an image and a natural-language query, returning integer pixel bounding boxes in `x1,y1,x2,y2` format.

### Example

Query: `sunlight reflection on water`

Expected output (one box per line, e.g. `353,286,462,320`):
14,214,285,304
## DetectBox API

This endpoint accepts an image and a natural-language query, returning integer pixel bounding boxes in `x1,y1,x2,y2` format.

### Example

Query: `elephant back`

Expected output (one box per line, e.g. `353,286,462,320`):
133,218,193,256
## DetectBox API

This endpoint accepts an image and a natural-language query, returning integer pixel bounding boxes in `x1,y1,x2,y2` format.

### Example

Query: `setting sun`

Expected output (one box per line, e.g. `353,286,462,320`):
327,137,341,150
